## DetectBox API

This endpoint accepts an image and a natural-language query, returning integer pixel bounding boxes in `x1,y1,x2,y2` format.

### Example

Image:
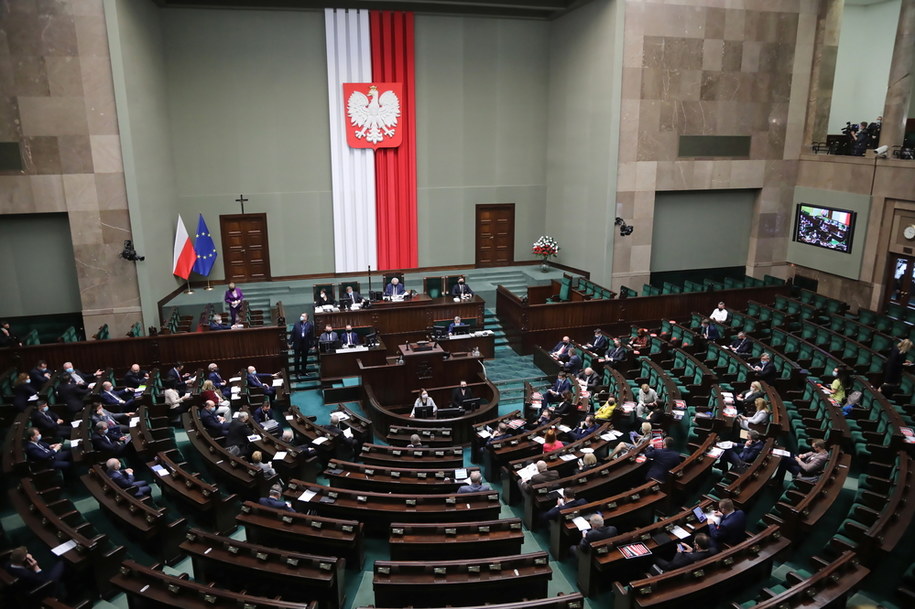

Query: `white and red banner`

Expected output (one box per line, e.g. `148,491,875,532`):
325,9,417,273
172,215,195,280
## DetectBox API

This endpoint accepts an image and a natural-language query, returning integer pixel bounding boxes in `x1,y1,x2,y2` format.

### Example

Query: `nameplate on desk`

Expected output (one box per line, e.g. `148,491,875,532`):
336,346,368,353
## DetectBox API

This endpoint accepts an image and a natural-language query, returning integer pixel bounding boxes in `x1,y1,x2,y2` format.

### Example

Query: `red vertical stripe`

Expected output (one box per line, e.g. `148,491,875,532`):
371,11,418,270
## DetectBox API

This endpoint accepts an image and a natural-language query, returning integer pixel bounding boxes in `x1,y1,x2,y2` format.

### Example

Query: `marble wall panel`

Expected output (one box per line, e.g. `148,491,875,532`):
58,134,93,173
21,135,61,174
18,95,87,135
30,174,66,211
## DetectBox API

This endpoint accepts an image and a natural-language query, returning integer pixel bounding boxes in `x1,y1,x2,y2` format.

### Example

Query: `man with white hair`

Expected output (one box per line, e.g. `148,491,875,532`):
106,458,151,497
225,411,251,457
246,366,277,403
521,460,559,492
573,514,618,555
457,471,490,493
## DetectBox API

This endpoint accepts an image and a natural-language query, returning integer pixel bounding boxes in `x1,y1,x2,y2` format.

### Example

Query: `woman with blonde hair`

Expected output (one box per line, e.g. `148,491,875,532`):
738,398,770,431
883,338,912,389
200,379,231,417
738,381,764,413
609,421,654,459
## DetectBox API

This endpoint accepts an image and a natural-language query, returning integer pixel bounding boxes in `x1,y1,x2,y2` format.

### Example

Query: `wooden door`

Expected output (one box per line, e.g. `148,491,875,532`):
475,204,515,267
220,214,271,282
886,254,915,309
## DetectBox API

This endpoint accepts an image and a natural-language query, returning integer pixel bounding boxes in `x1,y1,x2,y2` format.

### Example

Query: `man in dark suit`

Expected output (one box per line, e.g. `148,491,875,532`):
30,400,69,440
29,360,52,388
520,460,559,492
550,336,572,361
451,380,473,408
340,325,360,348
24,427,72,470
568,415,599,441
225,411,252,457
319,325,338,345
562,348,582,374
246,366,277,403
56,361,102,413
572,514,618,556
384,277,405,297
166,362,190,395
258,486,294,512
655,533,715,571
753,353,777,383
199,401,230,436
91,402,130,434
700,319,720,341
4,546,66,600
540,487,587,525
451,276,474,298
91,421,129,457
584,329,609,357
208,314,232,330
457,471,491,493
719,430,764,474
728,332,752,356
106,458,152,497
644,437,681,482
577,367,599,390
447,316,467,335
206,363,228,392
604,339,628,367
289,313,314,376
545,371,572,404
708,498,747,549
252,402,274,426
123,364,149,388
99,381,136,412
342,285,363,305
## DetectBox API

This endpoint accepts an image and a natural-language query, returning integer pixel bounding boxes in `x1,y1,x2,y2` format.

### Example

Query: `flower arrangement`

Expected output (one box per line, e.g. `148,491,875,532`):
532,235,560,260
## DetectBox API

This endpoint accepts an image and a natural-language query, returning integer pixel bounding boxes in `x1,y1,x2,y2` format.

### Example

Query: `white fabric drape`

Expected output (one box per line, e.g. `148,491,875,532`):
325,8,377,273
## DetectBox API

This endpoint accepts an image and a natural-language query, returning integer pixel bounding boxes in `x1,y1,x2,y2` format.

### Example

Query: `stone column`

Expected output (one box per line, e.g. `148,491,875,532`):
879,0,915,150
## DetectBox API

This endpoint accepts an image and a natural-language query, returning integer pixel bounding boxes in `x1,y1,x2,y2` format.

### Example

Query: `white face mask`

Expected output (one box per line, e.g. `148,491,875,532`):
421,393,428,399
300,316,306,321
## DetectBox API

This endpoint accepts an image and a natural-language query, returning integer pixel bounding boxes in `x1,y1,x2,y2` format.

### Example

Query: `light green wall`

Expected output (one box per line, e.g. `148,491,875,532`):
106,0,182,328
828,0,901,134
161,9,334,279
0,214,81,317
787,186,871,280
544,0,621,283
650,190,756,273
415,16,550,266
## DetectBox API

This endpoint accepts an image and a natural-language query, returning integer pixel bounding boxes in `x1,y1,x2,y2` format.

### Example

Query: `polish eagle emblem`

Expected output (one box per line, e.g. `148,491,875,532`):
343,83,403,149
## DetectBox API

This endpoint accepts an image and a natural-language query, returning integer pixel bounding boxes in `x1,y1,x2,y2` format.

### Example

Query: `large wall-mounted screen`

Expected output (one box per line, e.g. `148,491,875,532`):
793,204,857,254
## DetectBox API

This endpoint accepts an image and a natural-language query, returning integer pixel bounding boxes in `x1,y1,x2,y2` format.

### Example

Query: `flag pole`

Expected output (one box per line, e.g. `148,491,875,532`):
205,279,213,291
185,279,194,295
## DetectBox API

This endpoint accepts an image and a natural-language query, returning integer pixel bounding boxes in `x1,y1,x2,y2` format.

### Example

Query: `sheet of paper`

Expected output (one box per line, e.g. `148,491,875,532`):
272,451,288,461
71,421,81,428
572,516,591,531
560,454,578,461
272,379,283,387
246,434,262,442
299,489,318,502
517,463,539,482
670,526,690,539
343,428,353,439
477,430,491,439
87,382,96,390
70,439,81,447
137,385,147,392
229,376,241,383
772,448,791,457
151,464,169,477
716,441,734,450
532,436,546,444
335,412,350,421
558,425,572,433
707,447,724,458
285,415,294,421
51,540,77,556
129,417,140,428
312,436,329,445
28,394,39,402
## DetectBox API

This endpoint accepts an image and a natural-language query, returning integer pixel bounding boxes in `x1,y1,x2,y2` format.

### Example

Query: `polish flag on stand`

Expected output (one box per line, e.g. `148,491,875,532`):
172,215,196,280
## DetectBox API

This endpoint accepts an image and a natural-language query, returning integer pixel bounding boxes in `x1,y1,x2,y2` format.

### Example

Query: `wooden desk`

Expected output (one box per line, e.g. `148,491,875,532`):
358,595,586,609
324,459,479,494
319,340,389,380
315,295,485,352
388,518,525,560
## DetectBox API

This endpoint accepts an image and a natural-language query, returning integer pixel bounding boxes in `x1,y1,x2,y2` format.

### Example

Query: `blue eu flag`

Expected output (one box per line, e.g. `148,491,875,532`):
192,214,218,276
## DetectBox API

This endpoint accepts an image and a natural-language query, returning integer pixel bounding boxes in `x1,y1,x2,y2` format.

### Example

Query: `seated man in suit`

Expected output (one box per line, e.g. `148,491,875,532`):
604,339,628,367
752,353,777,384
30,400,70,440
258,485,294,512
384,277,405,297
451,380,473,408
323,412,361,458
123,364,149,389
699,318,720,341
457,471,491,493
24,427,72,470
342,285,363,305
545,371,572,404
572,514,618,556
208,314,232,330
29,360,52,389
246,366,277,403
654,533,715,571
106,458,152,498
727,331,752,356
643,437,681,482
562,348,582,374
56,361,103,413
577,367,600,390
708,498,746,549
447,315,467,335
718,430,764,474
534,390,574,427
91,421,129,457
166,362,191,395
281,429,318,458
772,439,829,486
4,546,66,600
340,324,361,348
540,487,586,525
568,415,600,441
319,324,338,345
583,328,609,357
199,400,230,436
225,411,252,457
252,401,274,426
206,363,228,392
91,402,130,434
520,460,559,493
99,381,136,412
451,276,474,298
550,336,573,361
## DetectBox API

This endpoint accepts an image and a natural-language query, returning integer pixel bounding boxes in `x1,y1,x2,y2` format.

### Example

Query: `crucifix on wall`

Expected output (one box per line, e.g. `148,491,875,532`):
235,194,248,214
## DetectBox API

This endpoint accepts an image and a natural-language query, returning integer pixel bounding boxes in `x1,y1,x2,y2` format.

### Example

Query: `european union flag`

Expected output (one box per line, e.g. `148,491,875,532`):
192,213,218,277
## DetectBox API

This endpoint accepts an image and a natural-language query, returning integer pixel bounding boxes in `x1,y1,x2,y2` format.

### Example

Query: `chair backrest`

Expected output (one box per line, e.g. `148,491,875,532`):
383,273,405,288
424,277,445,299
338,281,361,296
313,283,335,302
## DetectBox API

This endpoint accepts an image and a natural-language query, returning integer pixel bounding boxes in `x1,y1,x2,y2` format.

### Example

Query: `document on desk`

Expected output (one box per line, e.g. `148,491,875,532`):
129,417,140,428
601,430,623,440
312,436,329,445
272,379,284,387
517,463,539,482
572,516,591,531
229,377,241,383
272,451,288,461
343,427,353,439
560,454,578,461
299,489,318,502
670,526,690,539
151,464,169,477
558,425,572,433
772,448,791,457
477,429,491,438
532,436,546,444
51,539,77,556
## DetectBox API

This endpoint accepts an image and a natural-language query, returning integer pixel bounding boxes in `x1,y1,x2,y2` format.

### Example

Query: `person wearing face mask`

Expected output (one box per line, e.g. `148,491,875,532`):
29,360,52,388
56,361,103,414
30,399,70,440
224,282,244,325
25,427,72,470
206,363,228,392
289,312,314,377
410,389,438,418
123,364,149,389
451,276,474,298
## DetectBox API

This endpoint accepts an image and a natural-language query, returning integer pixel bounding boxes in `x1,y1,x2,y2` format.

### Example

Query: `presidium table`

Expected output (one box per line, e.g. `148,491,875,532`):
315,295,495,380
